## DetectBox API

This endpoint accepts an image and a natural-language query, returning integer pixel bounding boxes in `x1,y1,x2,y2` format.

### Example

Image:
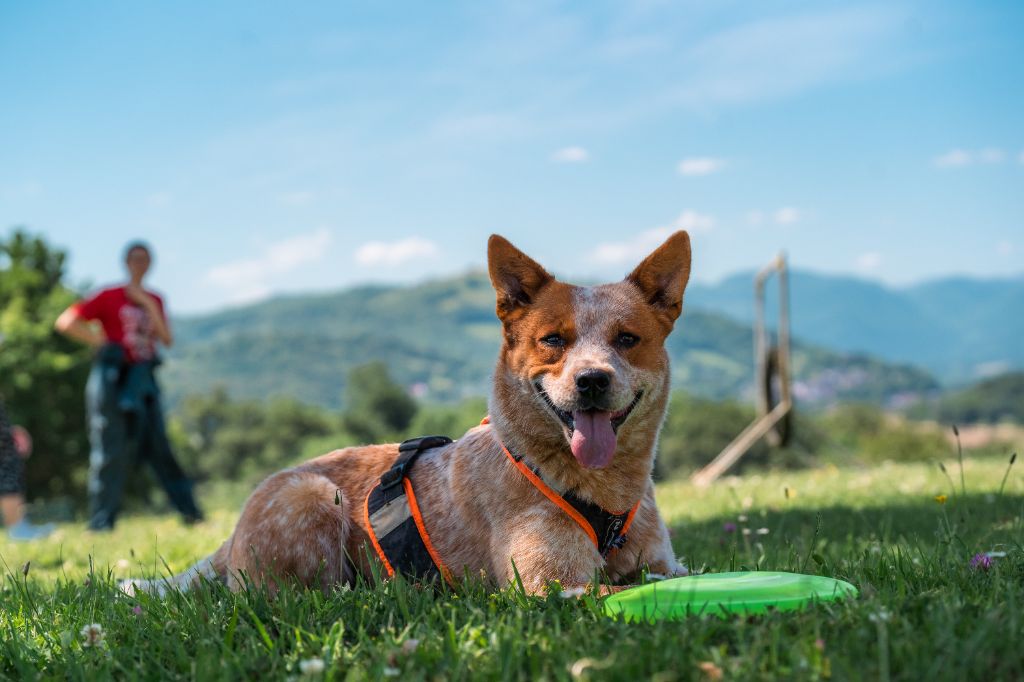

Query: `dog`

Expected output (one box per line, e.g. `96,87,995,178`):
125,230,692,596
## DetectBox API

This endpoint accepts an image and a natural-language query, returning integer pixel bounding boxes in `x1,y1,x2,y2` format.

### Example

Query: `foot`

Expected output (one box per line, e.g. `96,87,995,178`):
7,519,55,541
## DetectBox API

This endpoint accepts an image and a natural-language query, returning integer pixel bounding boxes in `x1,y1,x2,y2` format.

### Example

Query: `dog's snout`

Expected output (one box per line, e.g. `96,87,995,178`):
575,370,611,397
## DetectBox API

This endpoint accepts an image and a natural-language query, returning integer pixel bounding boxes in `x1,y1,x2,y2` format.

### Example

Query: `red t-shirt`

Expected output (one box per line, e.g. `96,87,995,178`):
72,286,167,363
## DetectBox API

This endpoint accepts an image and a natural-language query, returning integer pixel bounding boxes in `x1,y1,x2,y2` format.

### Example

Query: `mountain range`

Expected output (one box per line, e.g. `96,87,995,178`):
686,270,1024,383
158,269,992,410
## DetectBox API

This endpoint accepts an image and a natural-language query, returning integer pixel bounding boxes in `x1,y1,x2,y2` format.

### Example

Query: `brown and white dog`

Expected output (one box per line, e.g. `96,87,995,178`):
126,230,691,596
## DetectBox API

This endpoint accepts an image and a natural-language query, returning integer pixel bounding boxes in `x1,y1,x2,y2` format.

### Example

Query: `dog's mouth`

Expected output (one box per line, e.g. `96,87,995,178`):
534,383,643,469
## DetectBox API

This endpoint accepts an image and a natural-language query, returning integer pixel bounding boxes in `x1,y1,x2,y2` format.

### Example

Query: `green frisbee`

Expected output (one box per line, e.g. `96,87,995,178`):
603,571,858,621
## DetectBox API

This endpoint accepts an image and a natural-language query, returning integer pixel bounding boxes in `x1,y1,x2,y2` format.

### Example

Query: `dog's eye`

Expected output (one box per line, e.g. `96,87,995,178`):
616,332,640,349
539,333,566,348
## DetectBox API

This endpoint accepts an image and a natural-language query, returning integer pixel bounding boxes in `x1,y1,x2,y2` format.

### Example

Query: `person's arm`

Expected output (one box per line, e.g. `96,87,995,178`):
54,305,106,348
125,285,173,348
11,425,32,459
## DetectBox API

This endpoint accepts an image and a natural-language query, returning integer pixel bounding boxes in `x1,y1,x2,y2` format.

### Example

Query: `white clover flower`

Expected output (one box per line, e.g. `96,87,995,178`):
868,609,891,623
559,586,586,599
298,657,325,675
80,623,105,648
756,528,770,536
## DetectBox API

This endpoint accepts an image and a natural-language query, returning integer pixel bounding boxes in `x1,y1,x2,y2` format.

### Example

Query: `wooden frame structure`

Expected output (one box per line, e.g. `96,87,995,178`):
691,253,793,487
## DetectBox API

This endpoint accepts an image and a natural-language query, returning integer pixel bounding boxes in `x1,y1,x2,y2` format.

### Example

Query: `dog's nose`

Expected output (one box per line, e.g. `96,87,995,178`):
575,370,611,398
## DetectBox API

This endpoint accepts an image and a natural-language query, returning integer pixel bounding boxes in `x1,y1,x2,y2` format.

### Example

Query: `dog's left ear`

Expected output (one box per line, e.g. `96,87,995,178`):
626,230,691,324
488,234,554,321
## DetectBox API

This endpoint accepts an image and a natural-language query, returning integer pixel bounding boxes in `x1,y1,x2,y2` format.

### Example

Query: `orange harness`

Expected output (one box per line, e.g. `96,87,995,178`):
484,416,641,558
364,424,641,584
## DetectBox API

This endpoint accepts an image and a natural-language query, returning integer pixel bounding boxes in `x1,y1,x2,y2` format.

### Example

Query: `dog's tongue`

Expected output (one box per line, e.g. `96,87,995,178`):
570,410,617,468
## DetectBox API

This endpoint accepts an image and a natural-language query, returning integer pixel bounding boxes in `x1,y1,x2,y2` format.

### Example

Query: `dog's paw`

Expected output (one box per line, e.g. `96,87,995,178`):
668,560,690,577
119,578,169,598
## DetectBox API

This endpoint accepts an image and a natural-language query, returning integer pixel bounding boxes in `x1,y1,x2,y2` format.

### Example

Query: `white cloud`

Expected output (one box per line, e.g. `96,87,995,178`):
432,112,531,139
145,191,173,207
591,211,714,266
978,148,1005,164
205,227,332,303
279,190,315,206
677,157,726,176
550,146,589,163
997,241,1014,257
934,148,1006,168
856,251,882,273
933,149,972,168
0,181,43,201
672,210,715,233
675,6,907,108
355,237,440,267
774,207,801,225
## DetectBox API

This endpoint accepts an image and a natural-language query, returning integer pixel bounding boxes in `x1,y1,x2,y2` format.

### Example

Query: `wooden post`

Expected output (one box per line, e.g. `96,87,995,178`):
691,253,793,487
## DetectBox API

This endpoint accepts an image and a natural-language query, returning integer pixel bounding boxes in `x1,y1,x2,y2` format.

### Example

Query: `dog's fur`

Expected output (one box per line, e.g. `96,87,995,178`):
127,231,692,595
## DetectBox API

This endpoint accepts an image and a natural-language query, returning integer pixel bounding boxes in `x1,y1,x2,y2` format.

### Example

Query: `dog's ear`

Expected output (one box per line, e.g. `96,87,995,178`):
626,230,691,324
487,235,554,320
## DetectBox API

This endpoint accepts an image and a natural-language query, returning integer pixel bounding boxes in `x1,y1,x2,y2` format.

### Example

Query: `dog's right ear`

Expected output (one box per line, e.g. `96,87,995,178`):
487,235,554,321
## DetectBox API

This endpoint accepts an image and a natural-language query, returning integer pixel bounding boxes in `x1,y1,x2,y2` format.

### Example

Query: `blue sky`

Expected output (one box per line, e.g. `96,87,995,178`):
2,1,1021,313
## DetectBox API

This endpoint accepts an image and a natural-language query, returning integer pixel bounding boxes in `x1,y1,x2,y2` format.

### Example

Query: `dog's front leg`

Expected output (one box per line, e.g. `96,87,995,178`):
604,488,687,582
496,521,605,595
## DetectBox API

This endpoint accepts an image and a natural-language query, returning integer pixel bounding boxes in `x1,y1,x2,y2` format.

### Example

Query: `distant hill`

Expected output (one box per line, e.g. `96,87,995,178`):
686,270,1024,383
907,371,1024,425
162,272,937,409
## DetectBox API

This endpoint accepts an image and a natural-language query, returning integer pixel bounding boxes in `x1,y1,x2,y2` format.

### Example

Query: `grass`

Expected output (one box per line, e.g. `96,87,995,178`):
1,453,1022,681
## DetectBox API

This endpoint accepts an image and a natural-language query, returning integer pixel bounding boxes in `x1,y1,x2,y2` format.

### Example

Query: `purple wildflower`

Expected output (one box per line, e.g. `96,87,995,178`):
723,522,737,534
970,553,993,571
132,605,143,616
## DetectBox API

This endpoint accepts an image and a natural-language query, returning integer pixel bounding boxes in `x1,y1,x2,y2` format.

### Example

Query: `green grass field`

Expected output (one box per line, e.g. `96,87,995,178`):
2,453,1022,681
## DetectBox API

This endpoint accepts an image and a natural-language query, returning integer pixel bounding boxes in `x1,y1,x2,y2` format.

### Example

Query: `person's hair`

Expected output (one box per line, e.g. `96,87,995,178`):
123,241,152,262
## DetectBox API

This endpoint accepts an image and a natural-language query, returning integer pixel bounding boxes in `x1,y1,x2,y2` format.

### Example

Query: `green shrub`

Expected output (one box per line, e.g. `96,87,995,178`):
819,403,948,464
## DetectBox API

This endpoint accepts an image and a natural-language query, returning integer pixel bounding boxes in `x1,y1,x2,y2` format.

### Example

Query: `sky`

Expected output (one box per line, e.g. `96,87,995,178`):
1,1,1022,313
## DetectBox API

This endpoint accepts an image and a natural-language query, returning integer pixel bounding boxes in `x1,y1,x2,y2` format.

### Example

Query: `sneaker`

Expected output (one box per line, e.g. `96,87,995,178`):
7,519,55,541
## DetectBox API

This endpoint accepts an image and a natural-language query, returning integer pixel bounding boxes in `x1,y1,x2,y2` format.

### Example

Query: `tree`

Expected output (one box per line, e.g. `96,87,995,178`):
0,229,92,500
171,388,335,481
340,362,418,444
407,396,489,439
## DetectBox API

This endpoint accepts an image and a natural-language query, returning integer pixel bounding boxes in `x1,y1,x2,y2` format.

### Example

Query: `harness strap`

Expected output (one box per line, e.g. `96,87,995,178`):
488,419,640,557
364,436,454,585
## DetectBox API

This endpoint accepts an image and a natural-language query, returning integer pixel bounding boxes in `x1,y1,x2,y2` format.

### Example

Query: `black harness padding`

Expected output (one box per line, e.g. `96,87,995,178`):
565,491,633,557
512,452,635,558
365,435,452,582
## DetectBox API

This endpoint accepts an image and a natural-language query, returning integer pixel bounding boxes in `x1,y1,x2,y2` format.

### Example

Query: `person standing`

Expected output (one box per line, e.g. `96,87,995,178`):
55,241,203,531
0,400,55,541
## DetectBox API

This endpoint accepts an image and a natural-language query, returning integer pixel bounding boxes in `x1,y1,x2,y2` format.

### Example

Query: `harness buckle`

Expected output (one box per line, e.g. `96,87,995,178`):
381,435,454,489
398,435,453,453
379,466,406,490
